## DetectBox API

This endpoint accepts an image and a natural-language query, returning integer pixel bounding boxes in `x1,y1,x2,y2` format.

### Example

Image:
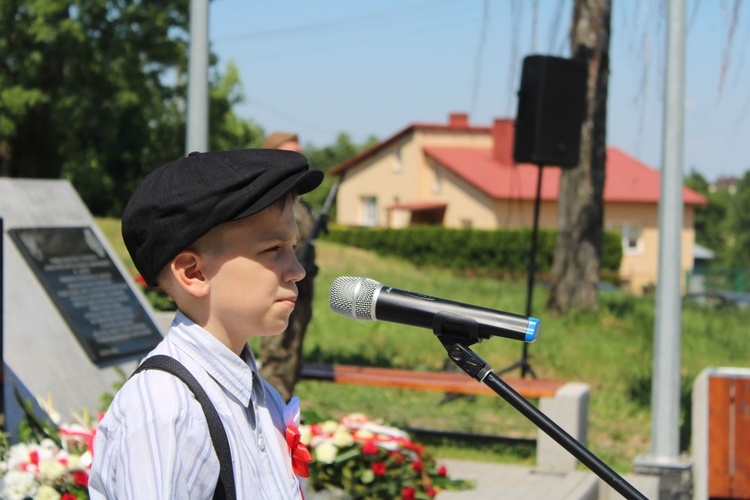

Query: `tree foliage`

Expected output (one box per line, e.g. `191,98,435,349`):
686,169,750,269
0,1,263,217
685,170,729,261
209,60,264,152
1,0,191,215
726,171,750,268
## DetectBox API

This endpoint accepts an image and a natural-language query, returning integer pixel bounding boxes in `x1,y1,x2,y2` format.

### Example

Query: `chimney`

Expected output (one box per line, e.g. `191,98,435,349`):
448,112,469,128
492,119,515,164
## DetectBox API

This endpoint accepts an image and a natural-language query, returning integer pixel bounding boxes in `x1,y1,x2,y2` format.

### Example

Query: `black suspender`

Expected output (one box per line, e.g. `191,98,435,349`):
132,355,236,500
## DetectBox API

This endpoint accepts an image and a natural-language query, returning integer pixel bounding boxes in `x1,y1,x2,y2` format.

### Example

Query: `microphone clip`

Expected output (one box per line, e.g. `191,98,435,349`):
431,311,481,345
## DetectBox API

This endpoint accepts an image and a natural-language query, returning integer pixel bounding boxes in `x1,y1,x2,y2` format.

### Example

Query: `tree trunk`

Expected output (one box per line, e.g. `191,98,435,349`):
546,0,611,313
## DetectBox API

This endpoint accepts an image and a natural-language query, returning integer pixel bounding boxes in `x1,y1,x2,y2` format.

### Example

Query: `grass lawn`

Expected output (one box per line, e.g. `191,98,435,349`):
95,217,750,473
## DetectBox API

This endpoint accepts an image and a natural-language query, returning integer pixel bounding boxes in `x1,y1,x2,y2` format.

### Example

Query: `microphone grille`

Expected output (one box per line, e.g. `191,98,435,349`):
329,276,381,321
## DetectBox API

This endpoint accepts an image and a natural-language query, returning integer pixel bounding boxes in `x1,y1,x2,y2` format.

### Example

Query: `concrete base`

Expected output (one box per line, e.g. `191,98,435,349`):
633,455,692,500
537,382,591,472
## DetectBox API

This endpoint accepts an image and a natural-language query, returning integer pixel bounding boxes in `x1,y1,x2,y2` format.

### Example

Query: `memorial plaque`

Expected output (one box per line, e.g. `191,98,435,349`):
8,226,163,365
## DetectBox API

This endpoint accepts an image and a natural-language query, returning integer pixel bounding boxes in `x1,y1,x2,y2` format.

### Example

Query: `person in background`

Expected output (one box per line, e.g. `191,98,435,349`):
259,132,317,401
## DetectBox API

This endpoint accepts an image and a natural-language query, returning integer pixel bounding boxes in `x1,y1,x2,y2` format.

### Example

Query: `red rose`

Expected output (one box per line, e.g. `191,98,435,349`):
411,460,423,473
389,451,404,464
426,485,437,498
401,487,416,500
437,465,448,477
372,461,387,476
361,441,379,455
73,469,89,486
135,275,147,287
61,494,78,500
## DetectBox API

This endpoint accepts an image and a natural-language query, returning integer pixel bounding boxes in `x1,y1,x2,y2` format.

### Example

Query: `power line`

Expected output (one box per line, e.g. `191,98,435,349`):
217,13,482,61
244,96,341,136
214,0,459,43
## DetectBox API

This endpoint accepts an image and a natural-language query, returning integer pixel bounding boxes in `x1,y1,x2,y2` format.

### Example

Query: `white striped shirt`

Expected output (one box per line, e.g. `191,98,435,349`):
88,311,302,499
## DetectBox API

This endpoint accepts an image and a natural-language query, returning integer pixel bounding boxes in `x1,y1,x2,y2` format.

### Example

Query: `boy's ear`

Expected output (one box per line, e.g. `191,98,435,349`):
170,250,209,297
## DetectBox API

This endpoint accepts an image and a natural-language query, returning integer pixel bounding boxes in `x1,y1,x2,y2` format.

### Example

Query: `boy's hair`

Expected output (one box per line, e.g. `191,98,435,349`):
121,149,323,288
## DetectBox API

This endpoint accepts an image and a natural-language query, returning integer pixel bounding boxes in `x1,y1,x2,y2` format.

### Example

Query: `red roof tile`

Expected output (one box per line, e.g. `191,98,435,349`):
330,114,706,206
328,121,491,176
423,146,707,205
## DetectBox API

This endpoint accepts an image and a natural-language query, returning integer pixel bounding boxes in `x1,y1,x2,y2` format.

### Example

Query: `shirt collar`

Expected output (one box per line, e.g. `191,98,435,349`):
168,310,256,407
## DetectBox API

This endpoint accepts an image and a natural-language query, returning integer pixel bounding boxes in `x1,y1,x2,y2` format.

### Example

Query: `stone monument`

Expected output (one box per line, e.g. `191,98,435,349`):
1,178,165,440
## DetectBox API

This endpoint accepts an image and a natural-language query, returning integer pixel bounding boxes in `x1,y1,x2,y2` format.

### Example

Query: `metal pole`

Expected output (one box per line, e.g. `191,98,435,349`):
186,0,209,154
1,217,4,431
651,0,685,460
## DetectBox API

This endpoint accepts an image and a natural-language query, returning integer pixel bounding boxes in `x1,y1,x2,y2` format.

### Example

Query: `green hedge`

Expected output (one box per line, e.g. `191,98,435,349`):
323,226,622,274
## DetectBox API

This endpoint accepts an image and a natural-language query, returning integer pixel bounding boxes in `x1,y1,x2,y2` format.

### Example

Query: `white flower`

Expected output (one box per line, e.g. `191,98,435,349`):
38,460,66,481
7,443,31,469
1,470,38,500
314,442,338,464
354,429,374,440
67,454,82,470
35,440,61,463
33,484,61,500
320,420,339,435
332,429,354,448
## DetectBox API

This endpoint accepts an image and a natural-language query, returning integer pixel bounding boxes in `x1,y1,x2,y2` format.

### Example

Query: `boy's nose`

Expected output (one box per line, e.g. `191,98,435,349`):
286,252,306,283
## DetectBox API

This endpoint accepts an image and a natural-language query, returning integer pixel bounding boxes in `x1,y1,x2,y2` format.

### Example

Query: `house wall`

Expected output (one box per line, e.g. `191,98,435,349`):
335,128,697,296
335,129,492,227
606,202,696,294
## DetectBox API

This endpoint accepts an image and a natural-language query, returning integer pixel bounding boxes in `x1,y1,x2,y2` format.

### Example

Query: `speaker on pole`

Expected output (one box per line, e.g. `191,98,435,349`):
513,55,588,168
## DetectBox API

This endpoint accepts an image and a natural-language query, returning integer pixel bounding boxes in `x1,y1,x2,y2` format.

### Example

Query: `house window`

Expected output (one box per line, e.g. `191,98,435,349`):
461,219,473,229
394,145,403,173
361,196,377,226
621,224,642,254
433,166,442,193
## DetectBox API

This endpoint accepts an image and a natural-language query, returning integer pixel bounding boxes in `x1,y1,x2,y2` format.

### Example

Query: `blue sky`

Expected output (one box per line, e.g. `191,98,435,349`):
209,0,749,182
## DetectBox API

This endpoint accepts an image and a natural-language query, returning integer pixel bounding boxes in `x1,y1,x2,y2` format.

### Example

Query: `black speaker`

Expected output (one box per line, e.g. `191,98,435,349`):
513,55,588,168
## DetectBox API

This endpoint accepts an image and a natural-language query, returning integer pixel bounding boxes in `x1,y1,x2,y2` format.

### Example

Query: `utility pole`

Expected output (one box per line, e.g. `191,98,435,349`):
634,0,693,496
186,0,209,154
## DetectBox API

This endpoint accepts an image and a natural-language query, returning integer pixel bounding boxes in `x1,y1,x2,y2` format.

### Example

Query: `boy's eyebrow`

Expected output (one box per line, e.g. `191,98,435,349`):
257,230,299,243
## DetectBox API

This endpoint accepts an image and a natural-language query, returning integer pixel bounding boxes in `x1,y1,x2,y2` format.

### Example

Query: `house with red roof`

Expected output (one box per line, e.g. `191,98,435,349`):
329,113,707,294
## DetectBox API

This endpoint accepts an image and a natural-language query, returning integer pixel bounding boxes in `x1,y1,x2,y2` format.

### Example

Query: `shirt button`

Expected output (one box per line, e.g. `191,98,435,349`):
258,437,266,450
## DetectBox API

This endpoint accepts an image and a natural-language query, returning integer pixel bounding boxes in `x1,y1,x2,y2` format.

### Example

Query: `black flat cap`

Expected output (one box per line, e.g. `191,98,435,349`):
122,148,324,287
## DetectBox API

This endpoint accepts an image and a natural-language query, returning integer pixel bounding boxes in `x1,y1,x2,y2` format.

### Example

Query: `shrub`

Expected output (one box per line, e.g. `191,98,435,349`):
324,226,622,275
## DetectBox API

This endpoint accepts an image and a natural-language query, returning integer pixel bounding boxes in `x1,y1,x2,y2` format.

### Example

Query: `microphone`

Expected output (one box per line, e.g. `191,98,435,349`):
329,276,540,343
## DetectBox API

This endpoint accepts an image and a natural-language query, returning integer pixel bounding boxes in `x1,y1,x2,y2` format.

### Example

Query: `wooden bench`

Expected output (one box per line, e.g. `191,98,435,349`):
300,363,566,399
299,363,590,472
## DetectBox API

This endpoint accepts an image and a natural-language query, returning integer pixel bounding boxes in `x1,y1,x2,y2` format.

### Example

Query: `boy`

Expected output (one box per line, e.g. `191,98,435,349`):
258,131,317,401
88,149,323,499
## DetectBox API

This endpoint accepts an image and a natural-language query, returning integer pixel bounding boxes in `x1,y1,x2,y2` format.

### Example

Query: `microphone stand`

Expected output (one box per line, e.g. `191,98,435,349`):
496,162,544,379
432,317,646,500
